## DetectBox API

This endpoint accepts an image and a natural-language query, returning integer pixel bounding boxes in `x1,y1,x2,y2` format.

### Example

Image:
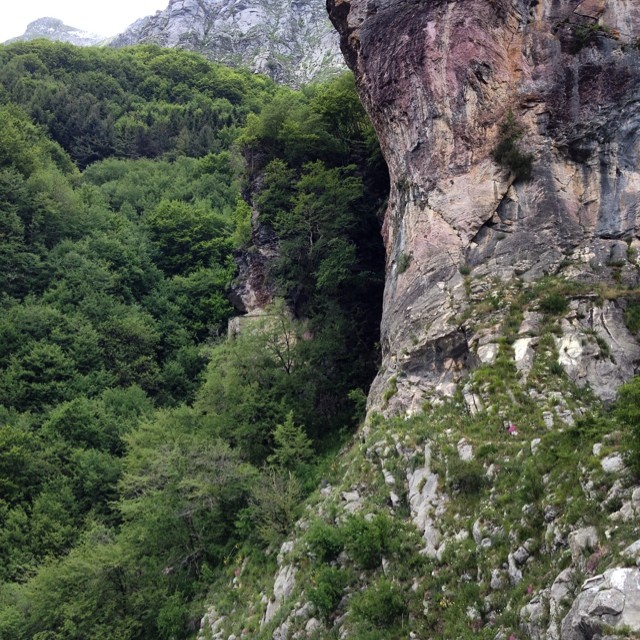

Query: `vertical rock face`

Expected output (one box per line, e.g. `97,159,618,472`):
111,0,345,85
327,0,640,412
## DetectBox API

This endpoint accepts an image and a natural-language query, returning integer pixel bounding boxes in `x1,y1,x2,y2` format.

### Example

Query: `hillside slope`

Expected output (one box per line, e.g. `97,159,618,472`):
197,277,640,640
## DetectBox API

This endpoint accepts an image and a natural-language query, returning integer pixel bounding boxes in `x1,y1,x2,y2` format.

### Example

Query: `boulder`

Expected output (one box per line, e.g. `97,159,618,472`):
561,568,640,639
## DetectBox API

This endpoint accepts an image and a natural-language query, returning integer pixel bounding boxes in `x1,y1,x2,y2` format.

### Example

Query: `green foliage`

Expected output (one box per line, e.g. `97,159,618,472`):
625,300,640,335
572,22,614,52
254,158,296,226
350,578,407,628
397,252,411,274
268,411,314,471
305,519,345,563
245,469,304,547
196,304,305,463
539,292,569,315
232,197,253,247
382,376,398,407
614,376,640,477
0,43,388,640
120,407,257,569
491,111,533,180
145,199,232,276
447,458,488,495
343,513,395,570
235,71,387,451
0,42,275,167
308,566,350,620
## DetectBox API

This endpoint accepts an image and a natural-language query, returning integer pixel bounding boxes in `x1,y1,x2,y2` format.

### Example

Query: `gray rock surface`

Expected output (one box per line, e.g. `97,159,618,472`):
328,0,640,414
600,453,624,474
111,0,344,85
407,443,444,558
263,564,297,624
556,302,640,402
568,526,599,566
5,17,105,46
229,215,278,314
561,568,640,639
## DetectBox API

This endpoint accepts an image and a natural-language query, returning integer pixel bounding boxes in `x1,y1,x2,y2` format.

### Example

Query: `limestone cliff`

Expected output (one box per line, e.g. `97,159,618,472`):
110,0,345,85
327,0,640,414
194,6,640,638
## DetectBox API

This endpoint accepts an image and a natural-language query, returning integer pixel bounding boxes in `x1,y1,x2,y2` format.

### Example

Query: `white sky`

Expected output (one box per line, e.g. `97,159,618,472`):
1,0,168,43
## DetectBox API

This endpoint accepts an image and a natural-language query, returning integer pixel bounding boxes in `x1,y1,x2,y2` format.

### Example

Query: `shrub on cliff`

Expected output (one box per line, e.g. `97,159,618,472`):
492,111,533,181
615,375,640,477
309,566,350,620
350,577,407,628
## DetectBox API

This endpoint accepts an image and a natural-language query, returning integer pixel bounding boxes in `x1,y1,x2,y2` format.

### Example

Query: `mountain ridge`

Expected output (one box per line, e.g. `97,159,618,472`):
4,17,105,47
3,0,345,86
108,0,345,85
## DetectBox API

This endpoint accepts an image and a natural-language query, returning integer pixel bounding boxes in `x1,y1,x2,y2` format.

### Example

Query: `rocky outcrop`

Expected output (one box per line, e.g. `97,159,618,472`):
228,217,278,315
111,0,345,85
4,17,105,46
556,298,640,402
327,0,640,413
406,442,446,558
561,568,640,639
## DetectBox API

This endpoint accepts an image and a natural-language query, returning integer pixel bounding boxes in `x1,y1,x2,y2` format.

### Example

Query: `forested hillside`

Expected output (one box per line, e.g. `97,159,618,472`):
0,41,387,639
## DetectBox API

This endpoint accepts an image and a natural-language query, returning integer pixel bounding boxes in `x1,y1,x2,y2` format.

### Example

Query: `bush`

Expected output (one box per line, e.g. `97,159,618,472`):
539,292,569,315
397,252,411,274
308,566,349,620
447,458,487,495
492,111,533,181
614,376,640,478
267,411,314,471
305,519,345,563
572,22,613,52
350,578,406,627
248,469,303,546
343,514,394,570
625,300,640,335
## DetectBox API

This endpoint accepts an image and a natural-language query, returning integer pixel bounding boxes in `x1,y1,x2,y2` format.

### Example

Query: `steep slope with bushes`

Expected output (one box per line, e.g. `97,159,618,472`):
0,41,386,640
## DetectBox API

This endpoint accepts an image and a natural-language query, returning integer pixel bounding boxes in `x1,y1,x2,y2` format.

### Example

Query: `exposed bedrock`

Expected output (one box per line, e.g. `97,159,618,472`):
327,0,640,413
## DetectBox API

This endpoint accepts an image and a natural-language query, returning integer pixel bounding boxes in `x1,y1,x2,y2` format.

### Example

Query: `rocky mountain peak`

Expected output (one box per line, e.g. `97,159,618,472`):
4,17,105,46
110,0,345,85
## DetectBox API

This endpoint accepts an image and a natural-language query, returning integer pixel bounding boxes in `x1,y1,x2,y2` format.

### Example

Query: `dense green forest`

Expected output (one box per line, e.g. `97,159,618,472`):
0,41,387,639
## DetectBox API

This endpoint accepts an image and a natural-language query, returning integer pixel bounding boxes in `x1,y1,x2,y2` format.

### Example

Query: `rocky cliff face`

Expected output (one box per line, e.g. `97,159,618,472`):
327,0,640,414
4,17,105,46
194,5,640,637
110,0,345,85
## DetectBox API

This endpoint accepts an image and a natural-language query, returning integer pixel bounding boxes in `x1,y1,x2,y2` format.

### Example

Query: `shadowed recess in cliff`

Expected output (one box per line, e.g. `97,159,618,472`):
229,72,390,430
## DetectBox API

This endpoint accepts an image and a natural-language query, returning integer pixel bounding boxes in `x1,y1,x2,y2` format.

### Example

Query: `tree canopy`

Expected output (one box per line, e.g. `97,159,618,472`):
0,40,388,639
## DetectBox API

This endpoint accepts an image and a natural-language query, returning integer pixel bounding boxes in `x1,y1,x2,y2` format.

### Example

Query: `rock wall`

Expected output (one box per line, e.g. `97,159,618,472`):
111,0,345,86
328,0,640,413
